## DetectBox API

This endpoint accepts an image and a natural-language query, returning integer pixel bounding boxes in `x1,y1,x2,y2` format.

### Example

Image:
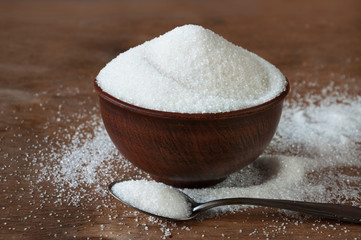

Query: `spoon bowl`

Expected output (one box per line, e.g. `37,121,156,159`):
108,181,361,223
108,181,196,220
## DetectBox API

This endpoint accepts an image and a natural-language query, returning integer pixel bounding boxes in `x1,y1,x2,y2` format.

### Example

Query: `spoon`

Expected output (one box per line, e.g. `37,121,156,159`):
108,181,361,223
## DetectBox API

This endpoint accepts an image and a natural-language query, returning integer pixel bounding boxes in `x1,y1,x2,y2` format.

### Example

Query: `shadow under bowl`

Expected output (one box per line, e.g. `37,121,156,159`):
94,79,289,188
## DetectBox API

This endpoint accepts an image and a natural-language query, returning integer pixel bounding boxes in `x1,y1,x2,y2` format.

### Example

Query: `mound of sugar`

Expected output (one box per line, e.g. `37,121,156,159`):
111,180,192,219
97,24,286,113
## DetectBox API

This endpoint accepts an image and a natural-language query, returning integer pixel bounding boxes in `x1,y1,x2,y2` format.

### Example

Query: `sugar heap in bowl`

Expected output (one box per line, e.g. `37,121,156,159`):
94,24,289,188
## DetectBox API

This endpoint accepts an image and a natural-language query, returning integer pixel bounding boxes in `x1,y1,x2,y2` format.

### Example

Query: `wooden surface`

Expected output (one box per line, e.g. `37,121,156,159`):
1,0,360,239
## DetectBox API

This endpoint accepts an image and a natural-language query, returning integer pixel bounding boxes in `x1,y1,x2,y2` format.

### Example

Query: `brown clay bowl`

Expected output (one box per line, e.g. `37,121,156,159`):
94,79,289,188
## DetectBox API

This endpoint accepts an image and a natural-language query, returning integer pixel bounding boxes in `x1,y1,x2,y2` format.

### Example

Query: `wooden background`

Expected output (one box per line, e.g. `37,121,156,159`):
1,0,360,239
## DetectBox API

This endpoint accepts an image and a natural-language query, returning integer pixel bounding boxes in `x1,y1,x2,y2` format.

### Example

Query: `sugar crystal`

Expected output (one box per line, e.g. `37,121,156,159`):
97,25,286,113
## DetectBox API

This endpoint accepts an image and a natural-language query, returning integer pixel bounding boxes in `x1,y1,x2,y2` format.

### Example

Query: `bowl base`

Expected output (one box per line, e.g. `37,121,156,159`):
151,176,226,189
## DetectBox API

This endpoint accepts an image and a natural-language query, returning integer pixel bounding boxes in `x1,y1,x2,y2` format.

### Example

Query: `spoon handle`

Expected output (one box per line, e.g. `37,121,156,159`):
193,198,361,223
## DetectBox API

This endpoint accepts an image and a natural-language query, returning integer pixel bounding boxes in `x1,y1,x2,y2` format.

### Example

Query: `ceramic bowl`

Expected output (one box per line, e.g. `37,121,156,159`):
94,79,289,188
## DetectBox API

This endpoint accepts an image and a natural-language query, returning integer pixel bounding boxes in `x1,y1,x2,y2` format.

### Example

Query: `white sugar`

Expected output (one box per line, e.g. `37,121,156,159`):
270,92,361,169
111,180,192,219
97,25,286,113
26,80,360,238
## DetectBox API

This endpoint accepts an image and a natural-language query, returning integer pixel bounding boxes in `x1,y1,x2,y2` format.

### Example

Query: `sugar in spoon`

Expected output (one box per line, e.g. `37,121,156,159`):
108,180,361,223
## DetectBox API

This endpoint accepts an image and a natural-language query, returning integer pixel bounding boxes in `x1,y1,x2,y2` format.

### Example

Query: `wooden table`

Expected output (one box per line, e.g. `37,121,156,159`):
1,0,360,239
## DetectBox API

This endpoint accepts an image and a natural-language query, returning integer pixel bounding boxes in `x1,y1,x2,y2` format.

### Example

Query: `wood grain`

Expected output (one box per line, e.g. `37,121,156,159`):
1,0,360,239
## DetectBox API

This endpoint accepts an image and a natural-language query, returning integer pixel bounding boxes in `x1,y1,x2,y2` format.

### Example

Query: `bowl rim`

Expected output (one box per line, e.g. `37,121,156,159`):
94,77,289,120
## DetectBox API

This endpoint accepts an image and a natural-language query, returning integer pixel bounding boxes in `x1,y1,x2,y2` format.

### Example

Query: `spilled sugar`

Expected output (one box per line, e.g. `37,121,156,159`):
111,180,192,219
35,82,360,212
6,82,358,238
96,24,287,113
184,155,305,207
111,155,305,219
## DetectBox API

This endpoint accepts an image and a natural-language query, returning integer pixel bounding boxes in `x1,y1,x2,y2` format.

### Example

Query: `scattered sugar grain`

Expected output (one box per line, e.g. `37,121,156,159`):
14,80,359,238
97,24,286,113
